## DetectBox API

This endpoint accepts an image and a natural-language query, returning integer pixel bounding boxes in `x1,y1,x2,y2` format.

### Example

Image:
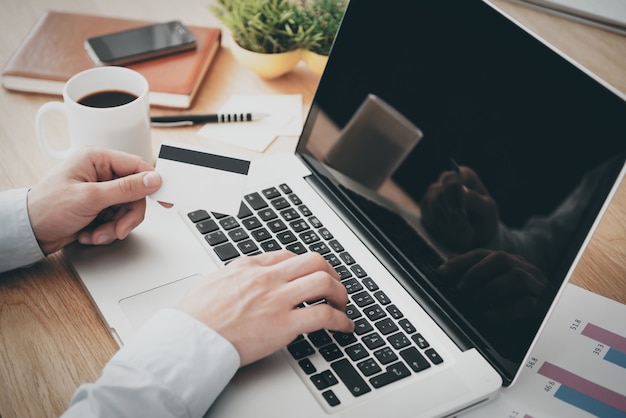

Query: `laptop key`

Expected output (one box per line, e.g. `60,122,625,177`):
258,208,277,221
279,183,292,194
353,318,373,335
357,358,382,377
241,216,262,230
280,208,300,221
308,330,332,347
387,332,411,350
333,332,357,347
219,217,239,230
286,242,307,254
262,187,281,199
228,228,249,242
244,192,268,210
298,358,317,375
260,239,281,252
322,390,340,407
425,348,444,365
331,358,371,397
311,371,337,390
320,343,344,362
412,333,430,349
362,333,385,350
288,339,315,360
196,219,218,234
362,277,379,292
399,318,416,334
369,362,411,389
374,347,398,365
271,197,290,210
276,231,297,244
214,243,239,261
188,210,210,223
400,347,431,373
288,194,302,205
251,228,271,242
345,304,361,320
205,231,228,246
345,343,369,361
237,240,259,254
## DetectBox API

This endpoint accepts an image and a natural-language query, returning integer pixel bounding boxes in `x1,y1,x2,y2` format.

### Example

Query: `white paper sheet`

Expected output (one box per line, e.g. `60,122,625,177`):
197,94,303,152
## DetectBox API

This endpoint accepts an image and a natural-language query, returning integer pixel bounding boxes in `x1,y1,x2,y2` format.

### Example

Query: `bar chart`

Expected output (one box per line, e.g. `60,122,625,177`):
462,284,626,418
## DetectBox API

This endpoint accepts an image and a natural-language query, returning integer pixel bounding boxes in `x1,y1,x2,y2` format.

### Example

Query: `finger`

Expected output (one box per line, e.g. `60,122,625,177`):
91,148,155,180
437,249,490,278
274,252,340,283
291,303,354,334
113,199,146,239
280,270,348,310
228,250,295,269
464,189,496,218
77,200,146,245
88,171,162,210
251,249,297,266
77,222,117,245
440,172,466,214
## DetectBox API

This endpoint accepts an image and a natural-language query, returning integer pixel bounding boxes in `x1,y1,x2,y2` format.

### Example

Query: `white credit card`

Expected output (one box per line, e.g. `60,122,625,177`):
149,141,250,215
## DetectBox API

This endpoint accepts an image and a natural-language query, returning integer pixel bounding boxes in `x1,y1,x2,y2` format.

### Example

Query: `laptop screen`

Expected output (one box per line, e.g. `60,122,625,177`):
297,0,626,383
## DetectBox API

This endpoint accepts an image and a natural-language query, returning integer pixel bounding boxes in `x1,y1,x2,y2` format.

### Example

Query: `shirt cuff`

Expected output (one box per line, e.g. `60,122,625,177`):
0,188,45,273
110,308,240,417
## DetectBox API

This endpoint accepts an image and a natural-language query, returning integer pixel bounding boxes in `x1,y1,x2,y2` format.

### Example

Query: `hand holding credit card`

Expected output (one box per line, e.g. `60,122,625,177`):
149,141,250,215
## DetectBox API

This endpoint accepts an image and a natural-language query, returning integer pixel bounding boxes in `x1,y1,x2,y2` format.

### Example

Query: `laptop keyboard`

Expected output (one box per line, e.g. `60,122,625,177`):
186,182,444,409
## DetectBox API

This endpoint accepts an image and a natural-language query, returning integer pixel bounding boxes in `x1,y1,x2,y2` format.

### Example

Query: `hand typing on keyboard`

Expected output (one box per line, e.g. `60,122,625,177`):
175,250,355,366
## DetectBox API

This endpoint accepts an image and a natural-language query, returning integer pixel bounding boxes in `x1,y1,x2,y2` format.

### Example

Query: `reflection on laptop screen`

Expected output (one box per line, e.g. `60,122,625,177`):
297,0,626,382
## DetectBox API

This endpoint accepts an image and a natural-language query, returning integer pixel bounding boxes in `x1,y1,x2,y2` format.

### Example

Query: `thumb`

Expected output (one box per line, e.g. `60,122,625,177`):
95,171,162,207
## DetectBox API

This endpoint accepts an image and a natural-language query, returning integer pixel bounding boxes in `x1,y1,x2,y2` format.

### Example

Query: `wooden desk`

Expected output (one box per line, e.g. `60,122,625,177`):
0,1,624,417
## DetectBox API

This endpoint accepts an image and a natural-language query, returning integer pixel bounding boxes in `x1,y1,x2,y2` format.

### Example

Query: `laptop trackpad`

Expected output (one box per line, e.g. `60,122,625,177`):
119,274,204,331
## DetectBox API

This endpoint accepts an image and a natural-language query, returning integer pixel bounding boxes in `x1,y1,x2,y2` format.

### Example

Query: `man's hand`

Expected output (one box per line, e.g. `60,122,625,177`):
28,148,162,254
438,249,555,323
420,166,499,252
175,251,355,367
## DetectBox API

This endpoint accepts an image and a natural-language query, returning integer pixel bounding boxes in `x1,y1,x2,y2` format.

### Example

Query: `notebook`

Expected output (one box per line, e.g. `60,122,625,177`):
65,1,626,417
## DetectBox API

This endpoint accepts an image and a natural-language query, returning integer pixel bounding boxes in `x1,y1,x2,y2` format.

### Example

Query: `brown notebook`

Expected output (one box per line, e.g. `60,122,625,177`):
1,11,222,109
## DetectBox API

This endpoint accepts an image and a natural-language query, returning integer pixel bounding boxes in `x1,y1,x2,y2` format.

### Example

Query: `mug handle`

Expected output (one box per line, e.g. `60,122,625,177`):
36,101,72,159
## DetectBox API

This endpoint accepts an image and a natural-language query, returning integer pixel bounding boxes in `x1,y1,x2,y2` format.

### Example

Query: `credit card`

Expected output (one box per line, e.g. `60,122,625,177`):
149,141,250,215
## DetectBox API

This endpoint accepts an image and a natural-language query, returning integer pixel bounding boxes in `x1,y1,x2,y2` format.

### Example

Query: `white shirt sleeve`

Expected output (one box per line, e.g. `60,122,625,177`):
62,308,241,418
0,188,45,273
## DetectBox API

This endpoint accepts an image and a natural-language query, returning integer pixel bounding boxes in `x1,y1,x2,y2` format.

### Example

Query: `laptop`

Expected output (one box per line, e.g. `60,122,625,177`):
66,1,626,417
512,0,626,35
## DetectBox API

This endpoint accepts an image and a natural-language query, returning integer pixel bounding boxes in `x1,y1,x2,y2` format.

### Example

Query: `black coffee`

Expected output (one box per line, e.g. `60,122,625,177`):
78,90,138,108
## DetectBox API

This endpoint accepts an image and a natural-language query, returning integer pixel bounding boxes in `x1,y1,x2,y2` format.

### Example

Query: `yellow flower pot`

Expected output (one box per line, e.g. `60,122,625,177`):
302,50,329,76
230,39,301,79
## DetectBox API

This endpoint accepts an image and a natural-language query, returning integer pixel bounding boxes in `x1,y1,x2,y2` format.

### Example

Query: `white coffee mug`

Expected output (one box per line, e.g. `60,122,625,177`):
36,66,153,163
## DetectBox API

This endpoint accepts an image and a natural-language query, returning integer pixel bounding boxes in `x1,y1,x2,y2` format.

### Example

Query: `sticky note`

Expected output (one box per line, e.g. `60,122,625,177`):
150,142,250,215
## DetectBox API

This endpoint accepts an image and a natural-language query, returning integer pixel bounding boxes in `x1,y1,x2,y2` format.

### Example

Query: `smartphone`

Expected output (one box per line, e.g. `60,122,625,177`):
85,21,196,66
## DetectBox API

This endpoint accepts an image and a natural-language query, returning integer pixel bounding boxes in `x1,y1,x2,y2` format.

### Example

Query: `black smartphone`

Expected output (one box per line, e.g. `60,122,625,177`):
84,21,196,66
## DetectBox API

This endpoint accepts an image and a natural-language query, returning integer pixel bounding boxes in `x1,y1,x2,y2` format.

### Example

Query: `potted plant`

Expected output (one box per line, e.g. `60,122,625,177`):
299,0,347,75
210,0,308,79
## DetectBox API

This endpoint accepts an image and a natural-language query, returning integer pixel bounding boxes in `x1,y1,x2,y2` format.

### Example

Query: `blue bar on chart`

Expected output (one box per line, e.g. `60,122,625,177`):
537,362,626,418
582,322,626,368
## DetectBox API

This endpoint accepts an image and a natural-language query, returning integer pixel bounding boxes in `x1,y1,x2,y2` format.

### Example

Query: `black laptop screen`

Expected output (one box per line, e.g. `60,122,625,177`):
297,0,626,383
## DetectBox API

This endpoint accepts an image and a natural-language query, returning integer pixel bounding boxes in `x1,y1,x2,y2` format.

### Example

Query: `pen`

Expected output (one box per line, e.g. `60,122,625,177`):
450,157,468,217
151,112,268,127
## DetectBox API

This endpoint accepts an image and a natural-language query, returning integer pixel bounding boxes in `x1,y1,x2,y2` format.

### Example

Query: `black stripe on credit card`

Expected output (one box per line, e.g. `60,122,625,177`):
159,145,250,175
